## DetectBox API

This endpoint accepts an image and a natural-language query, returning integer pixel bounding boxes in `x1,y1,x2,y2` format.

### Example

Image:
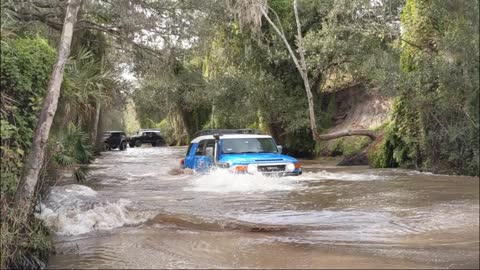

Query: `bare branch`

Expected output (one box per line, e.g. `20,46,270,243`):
259,7,303,78
294,0,307,75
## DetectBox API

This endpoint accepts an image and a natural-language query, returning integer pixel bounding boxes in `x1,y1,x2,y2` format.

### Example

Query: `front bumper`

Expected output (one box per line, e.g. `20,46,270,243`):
253,170,302,176
228,167,302,176
104,139,121,148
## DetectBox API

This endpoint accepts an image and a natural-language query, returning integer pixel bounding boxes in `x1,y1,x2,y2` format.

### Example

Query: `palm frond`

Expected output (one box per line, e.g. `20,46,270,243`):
51,123,93,182
63,47,116,124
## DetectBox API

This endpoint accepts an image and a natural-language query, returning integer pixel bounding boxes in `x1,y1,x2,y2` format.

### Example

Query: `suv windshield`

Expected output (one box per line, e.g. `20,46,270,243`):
221,138,278,154
104,132,124,137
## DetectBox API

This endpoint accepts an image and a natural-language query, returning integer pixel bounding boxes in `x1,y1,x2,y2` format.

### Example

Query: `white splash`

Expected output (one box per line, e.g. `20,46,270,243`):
297,170,390,181
37,184,153,236
184,169,302,193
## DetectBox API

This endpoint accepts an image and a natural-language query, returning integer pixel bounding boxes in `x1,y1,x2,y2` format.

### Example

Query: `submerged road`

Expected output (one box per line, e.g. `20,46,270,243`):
40,147,479,269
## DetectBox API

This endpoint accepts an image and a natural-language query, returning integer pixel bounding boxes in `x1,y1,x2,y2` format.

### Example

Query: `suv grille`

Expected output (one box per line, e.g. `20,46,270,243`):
255,159,283,162
257,165,286,172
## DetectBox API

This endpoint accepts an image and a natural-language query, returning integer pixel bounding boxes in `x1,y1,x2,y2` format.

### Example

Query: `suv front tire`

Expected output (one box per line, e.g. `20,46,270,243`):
152,139,163,147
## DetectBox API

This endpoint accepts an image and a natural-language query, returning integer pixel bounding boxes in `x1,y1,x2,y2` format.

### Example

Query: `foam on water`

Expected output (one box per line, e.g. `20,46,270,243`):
37,184,153,236
297,170,390,181
126,172,156,178
184,169,394,193
236,210,390,226
184,169,303,193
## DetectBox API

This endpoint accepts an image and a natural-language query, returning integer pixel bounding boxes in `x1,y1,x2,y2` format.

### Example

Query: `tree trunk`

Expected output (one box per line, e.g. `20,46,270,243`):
293,0,319,140
91,99,101,146
211,104,215,129
15,0,82,218
91,55,104,147
303,74,319,140
318,129,377,141
261,0,319,141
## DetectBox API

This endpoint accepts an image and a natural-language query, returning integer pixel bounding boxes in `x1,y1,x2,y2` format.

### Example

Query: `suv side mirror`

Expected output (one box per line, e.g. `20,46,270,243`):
277,145,283,153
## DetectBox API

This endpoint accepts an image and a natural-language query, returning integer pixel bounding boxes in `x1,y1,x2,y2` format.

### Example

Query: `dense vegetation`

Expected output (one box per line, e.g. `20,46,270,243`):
130,0,478,176
375,0,479,175
0,0,478,268
1,1,121,267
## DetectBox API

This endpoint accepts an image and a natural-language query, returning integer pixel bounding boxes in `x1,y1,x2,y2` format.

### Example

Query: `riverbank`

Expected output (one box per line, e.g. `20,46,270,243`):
1,152,97,269
1,203,53,269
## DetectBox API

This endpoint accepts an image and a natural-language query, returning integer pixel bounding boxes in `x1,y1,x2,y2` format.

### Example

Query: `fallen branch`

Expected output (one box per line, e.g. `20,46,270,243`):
318,129,377,140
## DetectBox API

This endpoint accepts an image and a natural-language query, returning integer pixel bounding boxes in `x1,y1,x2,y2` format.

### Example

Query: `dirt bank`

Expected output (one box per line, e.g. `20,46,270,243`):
319,84,391,162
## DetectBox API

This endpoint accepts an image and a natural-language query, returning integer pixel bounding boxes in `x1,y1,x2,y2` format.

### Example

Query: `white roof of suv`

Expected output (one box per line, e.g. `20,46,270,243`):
191,134,272,143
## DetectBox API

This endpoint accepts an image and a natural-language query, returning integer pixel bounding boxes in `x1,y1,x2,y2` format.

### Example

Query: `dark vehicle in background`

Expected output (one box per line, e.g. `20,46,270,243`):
103,131,128,151
128,129,166,147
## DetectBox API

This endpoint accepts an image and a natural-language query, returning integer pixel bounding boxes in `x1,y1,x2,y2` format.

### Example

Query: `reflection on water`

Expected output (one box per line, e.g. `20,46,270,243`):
43,147,479,269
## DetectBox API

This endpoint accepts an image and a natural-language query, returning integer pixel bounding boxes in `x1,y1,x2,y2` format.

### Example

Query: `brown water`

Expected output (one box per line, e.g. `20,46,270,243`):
40,147,479,269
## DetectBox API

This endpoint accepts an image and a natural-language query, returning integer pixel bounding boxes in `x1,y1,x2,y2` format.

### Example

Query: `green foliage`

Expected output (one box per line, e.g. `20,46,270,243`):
130,0,405,157
123,100,141,135
119,0,477,175
368,123,397,168
1,205,53,269
327,136,372,157
51,124,94,183
0,5,133,270
60,47,114,127
132,63,208,144
382,0,479,175
157,119,175,145
0,36,56,197
303,0,402,92
1,36,56,146
0,0,19,38
0,35,82,269
368,139,388,168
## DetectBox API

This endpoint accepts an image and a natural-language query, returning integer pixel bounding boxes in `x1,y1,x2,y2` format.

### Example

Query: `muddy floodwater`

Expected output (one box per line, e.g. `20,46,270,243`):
40,147,479,269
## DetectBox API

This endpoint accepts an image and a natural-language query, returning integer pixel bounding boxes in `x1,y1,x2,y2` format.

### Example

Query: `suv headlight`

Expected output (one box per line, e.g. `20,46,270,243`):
247,164,257,173
286,163,295,172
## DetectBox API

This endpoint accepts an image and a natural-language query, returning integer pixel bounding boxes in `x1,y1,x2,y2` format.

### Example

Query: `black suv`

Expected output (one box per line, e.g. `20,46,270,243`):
128,129,166,147
102,131,128,151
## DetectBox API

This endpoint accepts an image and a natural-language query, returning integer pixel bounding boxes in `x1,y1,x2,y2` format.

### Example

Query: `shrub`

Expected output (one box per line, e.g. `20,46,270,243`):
1,37,56,198
0,36,56,269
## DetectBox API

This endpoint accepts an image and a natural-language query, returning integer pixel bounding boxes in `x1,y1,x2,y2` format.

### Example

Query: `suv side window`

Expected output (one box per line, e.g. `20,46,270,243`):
204,140,215,157
195,139,215,156
195,140,206,155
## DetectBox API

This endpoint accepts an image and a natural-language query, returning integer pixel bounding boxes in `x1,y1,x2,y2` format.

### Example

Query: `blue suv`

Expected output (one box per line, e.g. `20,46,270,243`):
181,129,302,176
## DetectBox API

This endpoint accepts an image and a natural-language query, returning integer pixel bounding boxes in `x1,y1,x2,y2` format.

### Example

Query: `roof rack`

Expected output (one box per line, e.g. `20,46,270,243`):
193,129,262,138
138,128,161,131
